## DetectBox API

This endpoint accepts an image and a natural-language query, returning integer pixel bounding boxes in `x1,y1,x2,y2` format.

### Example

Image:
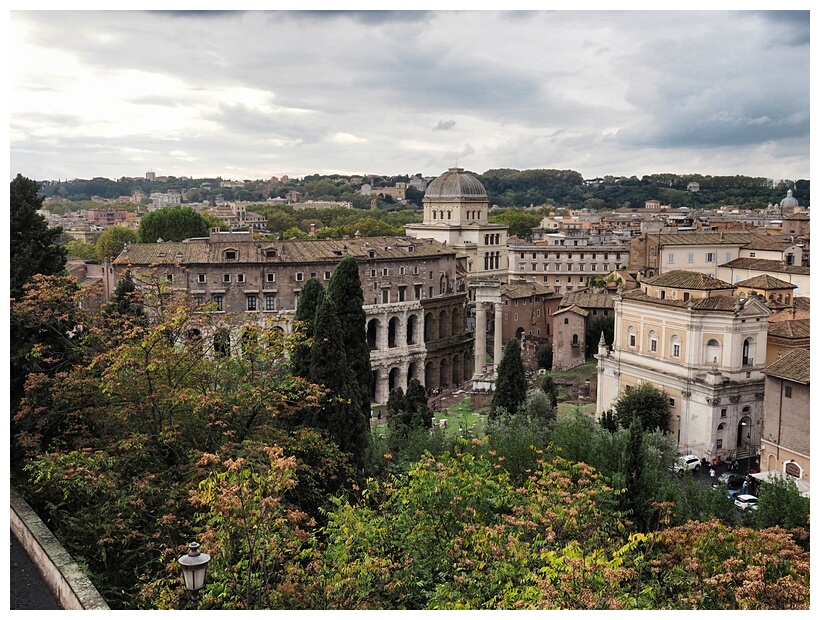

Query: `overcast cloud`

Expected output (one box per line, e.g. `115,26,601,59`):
9,9,811,182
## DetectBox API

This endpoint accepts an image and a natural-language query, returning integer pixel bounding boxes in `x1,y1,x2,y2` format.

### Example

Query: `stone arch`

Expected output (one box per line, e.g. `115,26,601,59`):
452,354,462,385
388,316,399,348
407,361,418,384
451,307,460,335
424,312,435,342
705,338,721,366
439,357,451,388
516,326,525,340
407,314,418,344
388,367,400,391
438,309,449,339
367,318,379,350
425,361,437,388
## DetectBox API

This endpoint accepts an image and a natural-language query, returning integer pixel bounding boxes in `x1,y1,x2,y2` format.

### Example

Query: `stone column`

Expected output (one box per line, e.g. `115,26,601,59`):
473,302,487,378
493,302,503,377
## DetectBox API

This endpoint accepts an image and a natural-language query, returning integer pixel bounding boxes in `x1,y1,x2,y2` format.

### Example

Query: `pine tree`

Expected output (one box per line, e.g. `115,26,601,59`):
10,174,66,300
291,277,325,378
308,295,370,469
491,338,527,418
105,269,146,325
327,256,373,435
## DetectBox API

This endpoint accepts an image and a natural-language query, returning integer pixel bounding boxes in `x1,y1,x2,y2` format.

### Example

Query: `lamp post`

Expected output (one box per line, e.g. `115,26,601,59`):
178,542,211,605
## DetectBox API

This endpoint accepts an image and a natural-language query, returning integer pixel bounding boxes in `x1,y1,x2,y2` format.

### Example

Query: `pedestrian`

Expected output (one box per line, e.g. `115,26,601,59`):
709,467,716,480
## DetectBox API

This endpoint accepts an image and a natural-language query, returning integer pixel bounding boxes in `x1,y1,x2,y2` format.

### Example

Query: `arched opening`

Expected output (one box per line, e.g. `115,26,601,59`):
439,357,451,389
424,312,434,343
388,367,400,391
452,354,462,385
407,314,417,344
737,409,752,454
388,317,399,348
367,319,379,350
705,338,721,366
425,361,436,388
439,310,449,339
407,361,417,384
214,329,231,358
742,338,754,367
451,308,460,335
516,326,525,340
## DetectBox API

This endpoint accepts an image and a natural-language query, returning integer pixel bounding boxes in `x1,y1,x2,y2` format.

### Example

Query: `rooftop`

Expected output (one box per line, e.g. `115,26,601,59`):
643,270,735,290
762,348,810,384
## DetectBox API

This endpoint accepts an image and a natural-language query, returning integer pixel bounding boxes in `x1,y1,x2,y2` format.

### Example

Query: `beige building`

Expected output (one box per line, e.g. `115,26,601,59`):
405,167,509,290
758,349,810,496
111,229,473,404
596,270,771,462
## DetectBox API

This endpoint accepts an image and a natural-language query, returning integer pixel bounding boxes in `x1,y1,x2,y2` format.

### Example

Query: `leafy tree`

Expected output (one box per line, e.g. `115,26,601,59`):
137,206,213,242
96,225,138,260
104,269,145,325
10,173,67,300
524,388,556,425
586,316,614,357
491,338,527,418
65,239,98,260
539,372,558,408
535,343,553,370
751,475,810,533
612,382,670,431
620,418,654,531
327,256,373,463
291,277,325,379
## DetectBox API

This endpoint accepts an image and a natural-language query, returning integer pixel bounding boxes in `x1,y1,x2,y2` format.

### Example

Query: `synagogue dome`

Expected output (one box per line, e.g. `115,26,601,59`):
424,167,487,200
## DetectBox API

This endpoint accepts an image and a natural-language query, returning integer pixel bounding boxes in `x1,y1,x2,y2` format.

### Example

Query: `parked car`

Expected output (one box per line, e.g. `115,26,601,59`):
671,454,702,474
717,472,744,489
734,494,759,511
726,487,741,500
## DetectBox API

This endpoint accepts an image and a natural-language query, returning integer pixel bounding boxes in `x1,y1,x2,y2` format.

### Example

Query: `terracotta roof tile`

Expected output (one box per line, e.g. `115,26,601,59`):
763,348,810,384
736,274,797,290
719,257,810,275
643,270,734,290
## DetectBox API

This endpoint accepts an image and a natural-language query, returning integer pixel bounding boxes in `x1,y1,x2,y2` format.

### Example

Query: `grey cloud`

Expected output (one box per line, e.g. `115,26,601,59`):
434,120,456,131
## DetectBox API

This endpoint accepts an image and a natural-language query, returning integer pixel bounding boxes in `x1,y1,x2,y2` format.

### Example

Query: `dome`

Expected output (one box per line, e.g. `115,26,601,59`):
780,189,799,208
424,167,487,200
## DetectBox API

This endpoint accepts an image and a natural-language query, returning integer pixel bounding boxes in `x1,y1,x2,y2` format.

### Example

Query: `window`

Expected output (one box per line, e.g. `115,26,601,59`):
166,273,174,282
370,269,377,278
668,253,675,264
212,295,224,311
194,295,204,306
716,439,723,449
266,272,276,283
720,408,727,418
514,313,519,320
672,343,680,357
399,266,405,275
785,385,793,398
749,252,756,258
225,250,237,260
296,272,304,282
382,268,389,276
668,398,675,407
564,318,569,325
223,274,231,283
398,287,406,302
651,339,657,352
413,266,419,275
429,271,433,280
265,294,276,311
246,295,257,311
687,252,694,263
237,274,245,283
197,273,206,283
706,252,715,263
726,252,732,262
415,284,422,300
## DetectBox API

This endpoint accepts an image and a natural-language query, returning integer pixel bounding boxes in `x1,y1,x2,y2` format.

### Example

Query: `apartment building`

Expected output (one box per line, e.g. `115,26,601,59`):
111,229,473,404
508,232,629,294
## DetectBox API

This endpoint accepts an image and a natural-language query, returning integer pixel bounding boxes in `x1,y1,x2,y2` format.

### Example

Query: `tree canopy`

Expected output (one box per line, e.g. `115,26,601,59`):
96,225,138,260
491,338,527,418
10,174,66,300
612,382,670,431
137,206,215,243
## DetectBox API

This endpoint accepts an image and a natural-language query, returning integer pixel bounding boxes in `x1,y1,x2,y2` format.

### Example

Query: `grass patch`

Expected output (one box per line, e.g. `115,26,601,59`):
434,398,487,438
550,359,598,383
557,403,597,417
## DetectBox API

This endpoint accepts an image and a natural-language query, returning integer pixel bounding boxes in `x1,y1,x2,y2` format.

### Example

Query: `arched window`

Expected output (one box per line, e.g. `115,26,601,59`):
648,330,658,353
572,333,579,346
705,338,721,366
670,334,681,358
627,325,637,348
742,337,755,367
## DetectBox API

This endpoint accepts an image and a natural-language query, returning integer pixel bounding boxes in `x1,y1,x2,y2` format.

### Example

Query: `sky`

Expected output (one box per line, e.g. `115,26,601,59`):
8,7,812,183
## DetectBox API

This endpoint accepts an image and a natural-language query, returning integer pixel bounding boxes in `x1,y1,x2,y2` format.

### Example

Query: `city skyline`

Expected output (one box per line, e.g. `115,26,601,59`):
10,8,811,183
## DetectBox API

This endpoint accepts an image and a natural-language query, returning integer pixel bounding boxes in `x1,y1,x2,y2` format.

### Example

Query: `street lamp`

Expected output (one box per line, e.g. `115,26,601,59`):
178,542,211,602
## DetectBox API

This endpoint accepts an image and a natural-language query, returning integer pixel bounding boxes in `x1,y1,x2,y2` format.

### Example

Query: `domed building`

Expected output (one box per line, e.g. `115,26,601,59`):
405,167,510,286
779,188,800,215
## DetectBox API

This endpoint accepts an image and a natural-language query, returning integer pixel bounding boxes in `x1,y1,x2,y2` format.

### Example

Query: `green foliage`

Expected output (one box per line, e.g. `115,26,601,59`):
612,382,670,432
586,316,614,357
137,206,212,242
535,343,553,370
10,174,67,300
523,389,557,425
65,239,97,260
539,373,558,408
96,225,138,260
291,277,325,379
487,208,541,238
490,338,527,418
751,476,810,532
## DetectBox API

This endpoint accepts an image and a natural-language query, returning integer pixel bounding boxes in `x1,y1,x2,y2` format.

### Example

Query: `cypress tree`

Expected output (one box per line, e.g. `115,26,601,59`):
10,174,66,300
308,295,370,469
291,277,325,378
491,337,527,418
327,256,373,435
